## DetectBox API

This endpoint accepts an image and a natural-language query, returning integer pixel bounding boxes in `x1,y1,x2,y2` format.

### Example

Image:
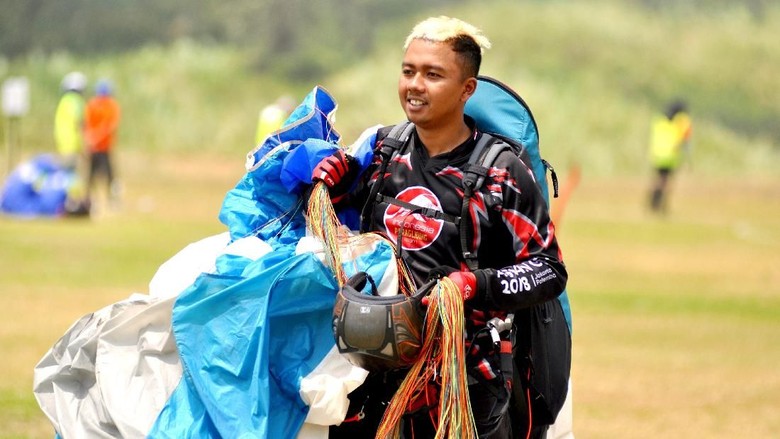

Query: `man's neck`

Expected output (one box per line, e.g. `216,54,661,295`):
416,118,472,157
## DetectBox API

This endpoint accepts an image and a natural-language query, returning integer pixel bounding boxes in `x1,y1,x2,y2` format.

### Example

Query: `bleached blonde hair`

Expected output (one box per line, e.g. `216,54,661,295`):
403,16,491,54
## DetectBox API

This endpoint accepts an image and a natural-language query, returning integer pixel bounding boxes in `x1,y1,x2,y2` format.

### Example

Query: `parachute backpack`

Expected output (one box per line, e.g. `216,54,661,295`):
463,75,572,332
468,76,573,425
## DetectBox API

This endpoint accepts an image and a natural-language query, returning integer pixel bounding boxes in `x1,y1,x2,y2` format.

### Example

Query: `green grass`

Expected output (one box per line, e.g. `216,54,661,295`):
1,152,778,438
558,171,780,438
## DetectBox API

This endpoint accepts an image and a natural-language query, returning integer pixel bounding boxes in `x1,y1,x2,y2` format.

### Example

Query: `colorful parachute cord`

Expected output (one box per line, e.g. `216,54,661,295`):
307,181,349,286
375,277,477,439
306,181,416,295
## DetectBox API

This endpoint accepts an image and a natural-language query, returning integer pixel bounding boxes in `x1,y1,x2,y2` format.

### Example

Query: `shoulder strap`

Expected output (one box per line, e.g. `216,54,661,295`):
379,121,415,154
460,136,559,270
460,134,504,271
481,132,561,200
359,121,415,233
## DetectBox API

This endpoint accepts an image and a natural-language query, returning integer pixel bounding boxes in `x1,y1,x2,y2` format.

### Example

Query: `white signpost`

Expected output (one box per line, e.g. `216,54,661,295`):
2,76,30,175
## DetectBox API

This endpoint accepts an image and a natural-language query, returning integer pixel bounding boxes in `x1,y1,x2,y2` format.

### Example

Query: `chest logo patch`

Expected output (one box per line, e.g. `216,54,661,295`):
383,186,444,251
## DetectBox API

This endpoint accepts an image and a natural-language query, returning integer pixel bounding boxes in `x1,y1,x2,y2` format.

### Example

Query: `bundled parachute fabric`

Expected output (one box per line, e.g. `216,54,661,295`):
33,85,404,438
0,153,84,217
221,86,341,243
34,293,182,438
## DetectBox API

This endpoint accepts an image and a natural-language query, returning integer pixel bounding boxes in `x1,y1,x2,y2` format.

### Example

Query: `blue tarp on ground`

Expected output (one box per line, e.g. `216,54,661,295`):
0,154,77,217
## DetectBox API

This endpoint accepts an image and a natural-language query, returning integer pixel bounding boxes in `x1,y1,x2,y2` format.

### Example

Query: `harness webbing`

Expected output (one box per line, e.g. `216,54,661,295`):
375,192,460,259
459,134,499,271
375,194,460,224
359,122,416,234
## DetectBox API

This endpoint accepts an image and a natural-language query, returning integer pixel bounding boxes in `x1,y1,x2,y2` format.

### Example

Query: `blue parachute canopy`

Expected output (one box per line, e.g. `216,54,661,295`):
148,86,396,438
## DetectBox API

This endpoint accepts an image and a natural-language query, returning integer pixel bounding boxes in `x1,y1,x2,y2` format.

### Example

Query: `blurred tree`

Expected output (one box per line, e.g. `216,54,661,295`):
0,0,462,80
0,0,45,58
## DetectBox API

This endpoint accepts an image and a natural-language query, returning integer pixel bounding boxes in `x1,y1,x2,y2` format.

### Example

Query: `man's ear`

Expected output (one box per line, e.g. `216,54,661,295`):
461,77,477,102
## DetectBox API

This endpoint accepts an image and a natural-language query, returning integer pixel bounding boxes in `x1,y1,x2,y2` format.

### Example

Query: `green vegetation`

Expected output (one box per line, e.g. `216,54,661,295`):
1,0,778,437
0,0,462,80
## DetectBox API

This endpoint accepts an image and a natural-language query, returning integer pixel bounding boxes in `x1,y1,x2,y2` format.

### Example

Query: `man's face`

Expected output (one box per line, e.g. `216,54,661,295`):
398,39,473,130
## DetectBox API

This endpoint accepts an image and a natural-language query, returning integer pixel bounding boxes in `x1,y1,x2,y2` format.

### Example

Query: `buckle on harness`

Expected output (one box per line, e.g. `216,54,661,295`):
487,314,515,389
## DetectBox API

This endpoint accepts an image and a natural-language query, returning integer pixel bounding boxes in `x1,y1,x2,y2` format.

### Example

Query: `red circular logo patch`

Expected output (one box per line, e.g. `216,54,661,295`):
383,186,444,251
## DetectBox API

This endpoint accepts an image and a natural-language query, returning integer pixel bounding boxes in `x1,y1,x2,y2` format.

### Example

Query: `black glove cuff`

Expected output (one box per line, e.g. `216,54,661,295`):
473,268,494,303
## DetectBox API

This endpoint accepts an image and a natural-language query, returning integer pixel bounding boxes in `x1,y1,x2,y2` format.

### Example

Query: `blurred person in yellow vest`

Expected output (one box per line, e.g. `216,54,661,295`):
255,95,296,145
84,78,122,210
54,71,92,215
648,99,692,213
54,71,87,170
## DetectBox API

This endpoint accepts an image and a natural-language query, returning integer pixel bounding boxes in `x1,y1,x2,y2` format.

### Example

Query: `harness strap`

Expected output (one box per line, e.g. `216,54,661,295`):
541,159,559,198
379,122,416,152
460,134,500,271
360,122,414,233
375,194,460,224
374,193,460,259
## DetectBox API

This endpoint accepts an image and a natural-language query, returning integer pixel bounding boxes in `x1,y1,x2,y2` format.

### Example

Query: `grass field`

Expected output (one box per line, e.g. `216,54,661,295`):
1,150,778,438
560,171,780,438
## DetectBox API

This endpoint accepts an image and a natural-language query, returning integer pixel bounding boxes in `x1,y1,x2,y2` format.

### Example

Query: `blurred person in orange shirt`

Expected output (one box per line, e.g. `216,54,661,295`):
84,79,122,209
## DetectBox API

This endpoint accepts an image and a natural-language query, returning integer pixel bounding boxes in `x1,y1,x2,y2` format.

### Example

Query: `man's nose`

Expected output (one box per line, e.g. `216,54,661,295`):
408,73,424,91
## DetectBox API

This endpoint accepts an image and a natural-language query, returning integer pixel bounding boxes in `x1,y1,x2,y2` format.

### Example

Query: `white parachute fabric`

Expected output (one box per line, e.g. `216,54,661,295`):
33,86,391,438
34,297,136,438
96,295,182,438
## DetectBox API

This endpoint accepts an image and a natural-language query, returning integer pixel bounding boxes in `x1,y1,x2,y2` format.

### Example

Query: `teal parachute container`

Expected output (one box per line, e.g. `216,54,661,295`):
465,75,572,332
465,76,548,202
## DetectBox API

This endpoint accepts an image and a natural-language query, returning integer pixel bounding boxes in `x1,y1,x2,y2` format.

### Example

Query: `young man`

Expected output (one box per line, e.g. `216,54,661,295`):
315,16,570,438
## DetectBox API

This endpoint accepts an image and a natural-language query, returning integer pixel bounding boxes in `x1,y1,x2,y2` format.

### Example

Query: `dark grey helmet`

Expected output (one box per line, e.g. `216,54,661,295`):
332,272,434,372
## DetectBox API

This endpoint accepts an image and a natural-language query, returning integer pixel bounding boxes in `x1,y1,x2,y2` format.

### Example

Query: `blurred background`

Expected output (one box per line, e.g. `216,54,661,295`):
1,0,778,438
1,0,777,170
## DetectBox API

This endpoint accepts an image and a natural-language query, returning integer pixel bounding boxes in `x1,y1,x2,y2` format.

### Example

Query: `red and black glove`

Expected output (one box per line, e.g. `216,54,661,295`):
312,150,359,203
422,267,482,306
448,271,478,301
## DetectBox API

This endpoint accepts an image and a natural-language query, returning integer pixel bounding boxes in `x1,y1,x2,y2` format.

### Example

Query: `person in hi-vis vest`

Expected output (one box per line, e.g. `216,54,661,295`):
648,99,692,213
55,72,87,170
255,95,296,145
